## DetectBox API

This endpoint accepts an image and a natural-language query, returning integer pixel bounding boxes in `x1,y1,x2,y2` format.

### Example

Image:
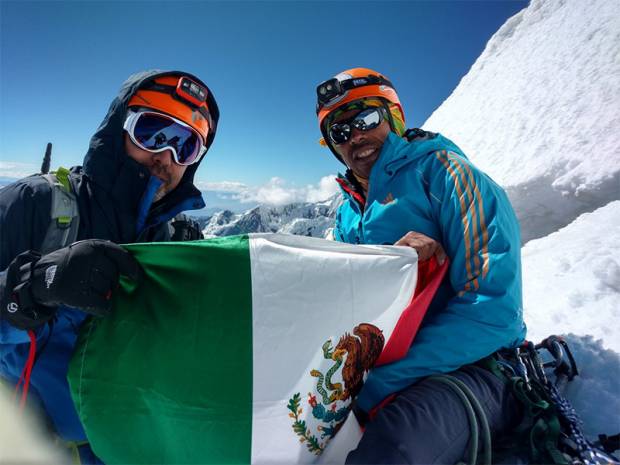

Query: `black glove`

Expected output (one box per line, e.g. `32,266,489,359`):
1,240,143,329
1,250,56,330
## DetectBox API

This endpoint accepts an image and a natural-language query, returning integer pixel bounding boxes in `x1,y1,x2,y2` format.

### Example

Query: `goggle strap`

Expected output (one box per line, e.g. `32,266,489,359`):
138,82,211,120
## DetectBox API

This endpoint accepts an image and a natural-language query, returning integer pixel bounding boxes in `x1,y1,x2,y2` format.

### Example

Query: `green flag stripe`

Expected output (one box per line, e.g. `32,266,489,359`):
69,235,253,464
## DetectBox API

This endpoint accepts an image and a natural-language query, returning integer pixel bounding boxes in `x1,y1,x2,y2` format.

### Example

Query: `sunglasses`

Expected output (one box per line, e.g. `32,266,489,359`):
123,110,207,166
328,107,386,145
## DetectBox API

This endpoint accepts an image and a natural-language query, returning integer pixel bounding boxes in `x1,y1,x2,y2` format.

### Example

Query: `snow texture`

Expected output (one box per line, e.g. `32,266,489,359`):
523,201,620,352
521,203,620,437
424,0,620,242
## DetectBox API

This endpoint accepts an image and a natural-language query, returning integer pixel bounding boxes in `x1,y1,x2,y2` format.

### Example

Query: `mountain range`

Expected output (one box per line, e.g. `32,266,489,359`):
198,195,341,238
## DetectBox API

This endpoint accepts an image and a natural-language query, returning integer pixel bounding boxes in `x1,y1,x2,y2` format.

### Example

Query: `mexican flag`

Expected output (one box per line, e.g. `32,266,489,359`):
67,234,445,464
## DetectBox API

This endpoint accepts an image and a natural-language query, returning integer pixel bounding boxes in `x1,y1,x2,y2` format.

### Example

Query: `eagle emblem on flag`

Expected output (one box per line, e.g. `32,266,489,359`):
287,323,384,455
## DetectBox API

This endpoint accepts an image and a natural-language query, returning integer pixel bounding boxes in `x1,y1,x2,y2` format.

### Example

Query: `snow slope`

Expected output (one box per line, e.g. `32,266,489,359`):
521,202,620,438
424,0,620,242
523,201,620,352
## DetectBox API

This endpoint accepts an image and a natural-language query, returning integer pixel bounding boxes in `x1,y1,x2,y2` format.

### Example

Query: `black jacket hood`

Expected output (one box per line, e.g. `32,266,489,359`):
83,69,219,191
74,70,219,243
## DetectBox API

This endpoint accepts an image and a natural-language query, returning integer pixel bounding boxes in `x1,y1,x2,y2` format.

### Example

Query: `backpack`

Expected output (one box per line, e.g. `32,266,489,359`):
39,167,203,253
40,167,80,254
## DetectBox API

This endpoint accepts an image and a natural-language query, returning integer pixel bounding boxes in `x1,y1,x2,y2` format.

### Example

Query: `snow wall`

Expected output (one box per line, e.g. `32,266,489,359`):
424,0,620,243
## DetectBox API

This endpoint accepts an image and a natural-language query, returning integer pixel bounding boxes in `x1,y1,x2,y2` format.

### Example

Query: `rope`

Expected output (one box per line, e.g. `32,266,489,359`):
428,374,492,465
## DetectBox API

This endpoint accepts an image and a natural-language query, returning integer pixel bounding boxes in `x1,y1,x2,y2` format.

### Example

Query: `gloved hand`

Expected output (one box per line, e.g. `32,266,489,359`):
1,250,56,330
1,240,143,330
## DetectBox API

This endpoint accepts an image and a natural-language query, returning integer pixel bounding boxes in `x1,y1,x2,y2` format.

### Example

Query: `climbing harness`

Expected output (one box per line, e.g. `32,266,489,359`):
489,336,619,465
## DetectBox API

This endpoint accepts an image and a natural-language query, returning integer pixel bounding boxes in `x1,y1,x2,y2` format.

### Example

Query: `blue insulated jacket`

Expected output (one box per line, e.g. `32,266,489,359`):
334,132,526,412
0,70,210,446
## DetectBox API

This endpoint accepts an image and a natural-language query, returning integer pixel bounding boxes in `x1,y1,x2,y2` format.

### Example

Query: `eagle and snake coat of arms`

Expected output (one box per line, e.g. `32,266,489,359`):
287,323,384,455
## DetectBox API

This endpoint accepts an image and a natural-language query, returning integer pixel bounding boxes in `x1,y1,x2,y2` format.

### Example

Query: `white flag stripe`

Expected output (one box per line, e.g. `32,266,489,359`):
248,234,418,463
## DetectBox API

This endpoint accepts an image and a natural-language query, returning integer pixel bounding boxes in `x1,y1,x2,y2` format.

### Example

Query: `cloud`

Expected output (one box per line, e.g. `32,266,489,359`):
235,177,299,205
195,180,248,193
305,175,341,203
0,161,39,179
233,175,339,206
0,162,339,207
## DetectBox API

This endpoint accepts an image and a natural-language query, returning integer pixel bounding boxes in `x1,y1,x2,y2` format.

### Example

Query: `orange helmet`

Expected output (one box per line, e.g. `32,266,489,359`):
316,67,404,131
128,74,217,145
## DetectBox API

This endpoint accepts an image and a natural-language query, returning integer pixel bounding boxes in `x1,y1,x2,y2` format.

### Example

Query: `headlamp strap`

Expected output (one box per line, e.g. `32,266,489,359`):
340,75,393,93
317,74,395,111
138,82,211,121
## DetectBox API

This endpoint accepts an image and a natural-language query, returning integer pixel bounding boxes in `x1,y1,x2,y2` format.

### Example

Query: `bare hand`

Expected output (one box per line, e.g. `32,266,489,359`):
394,231,447,264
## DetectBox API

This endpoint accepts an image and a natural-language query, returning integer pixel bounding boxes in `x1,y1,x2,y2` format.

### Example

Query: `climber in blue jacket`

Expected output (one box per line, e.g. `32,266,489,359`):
316,67,526,464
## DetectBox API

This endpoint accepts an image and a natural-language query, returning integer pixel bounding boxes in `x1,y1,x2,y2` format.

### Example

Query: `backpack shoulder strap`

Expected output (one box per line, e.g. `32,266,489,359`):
40,167,80,254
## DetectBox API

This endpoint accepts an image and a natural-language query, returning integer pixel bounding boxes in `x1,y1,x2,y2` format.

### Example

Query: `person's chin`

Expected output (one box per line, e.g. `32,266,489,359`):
352,150,379,174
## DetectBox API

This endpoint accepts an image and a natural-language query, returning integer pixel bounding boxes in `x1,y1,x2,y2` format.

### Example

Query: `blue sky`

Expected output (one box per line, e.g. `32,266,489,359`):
0,0,527,206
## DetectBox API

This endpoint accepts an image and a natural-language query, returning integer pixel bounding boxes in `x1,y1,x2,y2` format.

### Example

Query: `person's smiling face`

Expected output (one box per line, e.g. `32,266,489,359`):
330,108,391,179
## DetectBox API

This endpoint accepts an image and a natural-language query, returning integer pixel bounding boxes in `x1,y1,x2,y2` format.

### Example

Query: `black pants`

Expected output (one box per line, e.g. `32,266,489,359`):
345,365,522,465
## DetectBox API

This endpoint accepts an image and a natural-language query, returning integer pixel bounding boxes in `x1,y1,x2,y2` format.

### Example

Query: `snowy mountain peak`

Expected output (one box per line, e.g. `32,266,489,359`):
202,194,342,238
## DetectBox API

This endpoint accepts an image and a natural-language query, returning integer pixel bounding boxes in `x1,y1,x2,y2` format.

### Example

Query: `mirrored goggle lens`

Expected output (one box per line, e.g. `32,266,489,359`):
132,113,202,165
328,108,383,145
351,108,382,131
328,124,351,145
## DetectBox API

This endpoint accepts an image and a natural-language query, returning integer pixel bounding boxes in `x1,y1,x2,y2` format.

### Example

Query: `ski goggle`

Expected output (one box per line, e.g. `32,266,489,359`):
327,107,386,145
123,110,207,165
